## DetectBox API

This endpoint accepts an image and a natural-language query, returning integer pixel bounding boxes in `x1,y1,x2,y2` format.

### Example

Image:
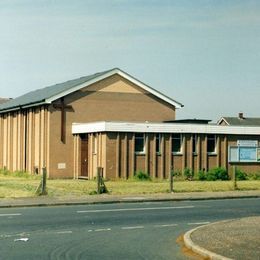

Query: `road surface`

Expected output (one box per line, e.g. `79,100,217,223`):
0,198,259,259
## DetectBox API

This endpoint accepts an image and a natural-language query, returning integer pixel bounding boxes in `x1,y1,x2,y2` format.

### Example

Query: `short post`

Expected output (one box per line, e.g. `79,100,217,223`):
170,167,174,193
96,167,108,194
35,167,47,195
41,167,47,195
97,167,102,194
233,165,237,190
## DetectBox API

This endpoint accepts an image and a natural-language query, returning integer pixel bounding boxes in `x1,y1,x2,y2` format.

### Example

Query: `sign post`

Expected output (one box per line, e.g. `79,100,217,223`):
233,165,237,190
170,167,174,193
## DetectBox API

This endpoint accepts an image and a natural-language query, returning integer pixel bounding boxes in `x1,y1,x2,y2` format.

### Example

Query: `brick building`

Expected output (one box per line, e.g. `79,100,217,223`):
0,68,259,178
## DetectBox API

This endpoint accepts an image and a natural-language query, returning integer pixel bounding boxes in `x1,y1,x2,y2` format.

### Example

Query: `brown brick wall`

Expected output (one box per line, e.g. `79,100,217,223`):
102,132,260,179
47,74,176,178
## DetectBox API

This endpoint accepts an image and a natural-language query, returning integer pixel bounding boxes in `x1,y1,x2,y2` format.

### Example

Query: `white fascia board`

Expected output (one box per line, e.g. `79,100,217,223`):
0,107,20,114
72,122,107,134
46,68,183,108
72,121,260,136
0,101,49,114
217,117,230,126
22,102,47,109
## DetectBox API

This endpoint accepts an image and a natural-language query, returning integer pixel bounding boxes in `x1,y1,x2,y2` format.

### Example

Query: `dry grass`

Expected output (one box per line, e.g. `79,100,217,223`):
0,173,259,198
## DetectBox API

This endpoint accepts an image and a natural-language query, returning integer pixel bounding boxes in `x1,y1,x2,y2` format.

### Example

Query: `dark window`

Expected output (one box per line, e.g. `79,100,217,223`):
135,133,145,153
192,134,197,153
156,134,161,153
207,134,216,153
172,133,182,153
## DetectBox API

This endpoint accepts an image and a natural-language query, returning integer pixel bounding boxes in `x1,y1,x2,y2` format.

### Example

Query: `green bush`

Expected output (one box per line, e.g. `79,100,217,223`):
206,170,218,181
184,168,194,180
0,168,9,175
197,167,229,181
134,171,151,181
249,172,260,180
207,167,229,181
197,170,207,181
235,169,248,180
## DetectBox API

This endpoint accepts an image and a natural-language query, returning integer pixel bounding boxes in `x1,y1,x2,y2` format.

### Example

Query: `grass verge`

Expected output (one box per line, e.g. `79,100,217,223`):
0,172,259,198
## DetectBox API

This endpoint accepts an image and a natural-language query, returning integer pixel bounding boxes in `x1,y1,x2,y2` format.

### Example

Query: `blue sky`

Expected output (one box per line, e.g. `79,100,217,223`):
0,0,259,121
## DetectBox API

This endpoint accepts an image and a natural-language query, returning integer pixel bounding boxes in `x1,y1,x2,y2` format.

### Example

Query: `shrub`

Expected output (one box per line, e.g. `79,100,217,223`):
134,171,151,181
249,172,260,180
235,169,248,180
0,168,9,176
206,170,217,181
197,170,207,181
184,168,194,180
207,167,229,181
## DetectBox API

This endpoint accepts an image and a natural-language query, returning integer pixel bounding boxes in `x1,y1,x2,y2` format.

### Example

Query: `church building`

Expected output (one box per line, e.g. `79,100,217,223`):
0,68,260,179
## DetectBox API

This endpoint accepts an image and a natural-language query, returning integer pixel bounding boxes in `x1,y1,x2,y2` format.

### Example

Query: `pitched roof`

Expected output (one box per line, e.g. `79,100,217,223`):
0,68,183,113
218,117,260,126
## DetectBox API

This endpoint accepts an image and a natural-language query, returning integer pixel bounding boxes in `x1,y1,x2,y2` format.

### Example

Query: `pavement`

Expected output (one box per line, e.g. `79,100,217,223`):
184,216,260,260
1,190,260,259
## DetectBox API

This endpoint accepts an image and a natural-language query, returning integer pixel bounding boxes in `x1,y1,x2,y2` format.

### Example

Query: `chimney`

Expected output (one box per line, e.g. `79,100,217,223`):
238,112,244,120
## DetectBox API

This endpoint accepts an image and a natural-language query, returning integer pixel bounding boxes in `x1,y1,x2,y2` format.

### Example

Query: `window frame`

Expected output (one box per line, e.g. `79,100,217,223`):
207,134,217,154
171,133,183,154
135,133,146,154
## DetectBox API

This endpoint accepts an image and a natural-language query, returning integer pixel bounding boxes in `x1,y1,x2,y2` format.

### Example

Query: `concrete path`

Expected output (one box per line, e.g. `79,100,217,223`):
184,216,260,260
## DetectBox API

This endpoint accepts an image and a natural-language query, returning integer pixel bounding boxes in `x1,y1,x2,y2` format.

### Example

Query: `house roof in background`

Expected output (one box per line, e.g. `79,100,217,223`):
218,117,260,126
0,68,183,113
0,98,11,105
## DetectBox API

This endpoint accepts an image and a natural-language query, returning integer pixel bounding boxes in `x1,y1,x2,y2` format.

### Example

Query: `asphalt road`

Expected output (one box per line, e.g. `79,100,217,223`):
0,198,259,260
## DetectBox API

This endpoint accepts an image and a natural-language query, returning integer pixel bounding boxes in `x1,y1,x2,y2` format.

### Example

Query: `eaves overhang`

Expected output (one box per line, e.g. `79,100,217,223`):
72,121,260,136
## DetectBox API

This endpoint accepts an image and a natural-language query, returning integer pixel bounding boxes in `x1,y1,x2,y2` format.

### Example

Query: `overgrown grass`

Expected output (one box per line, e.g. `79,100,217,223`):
0,170,259,198
0,168,40,179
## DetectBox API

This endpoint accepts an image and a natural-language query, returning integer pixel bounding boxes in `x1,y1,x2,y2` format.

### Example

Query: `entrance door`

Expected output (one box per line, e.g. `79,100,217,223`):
81,134,88,177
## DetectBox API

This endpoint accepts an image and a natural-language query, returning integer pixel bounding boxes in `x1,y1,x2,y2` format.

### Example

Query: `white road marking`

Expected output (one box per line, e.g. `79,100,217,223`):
77,205,194,213
1,233,30,239
154,224,178,228
55,231,73,234
188,222,210,225
122,226,144,230
94,228,111,232
14,238,29,242
0,213,21,217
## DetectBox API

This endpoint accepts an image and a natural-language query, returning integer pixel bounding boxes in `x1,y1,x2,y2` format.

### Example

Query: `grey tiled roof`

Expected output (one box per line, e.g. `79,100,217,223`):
0,69,114,112
222,117,260,126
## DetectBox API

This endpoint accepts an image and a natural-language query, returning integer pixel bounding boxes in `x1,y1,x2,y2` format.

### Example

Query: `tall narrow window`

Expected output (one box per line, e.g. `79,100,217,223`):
156,133,161,153
135,133,145,153
192,134,197,154
207,134,216,153
93,134,97,154
172,133,182,153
